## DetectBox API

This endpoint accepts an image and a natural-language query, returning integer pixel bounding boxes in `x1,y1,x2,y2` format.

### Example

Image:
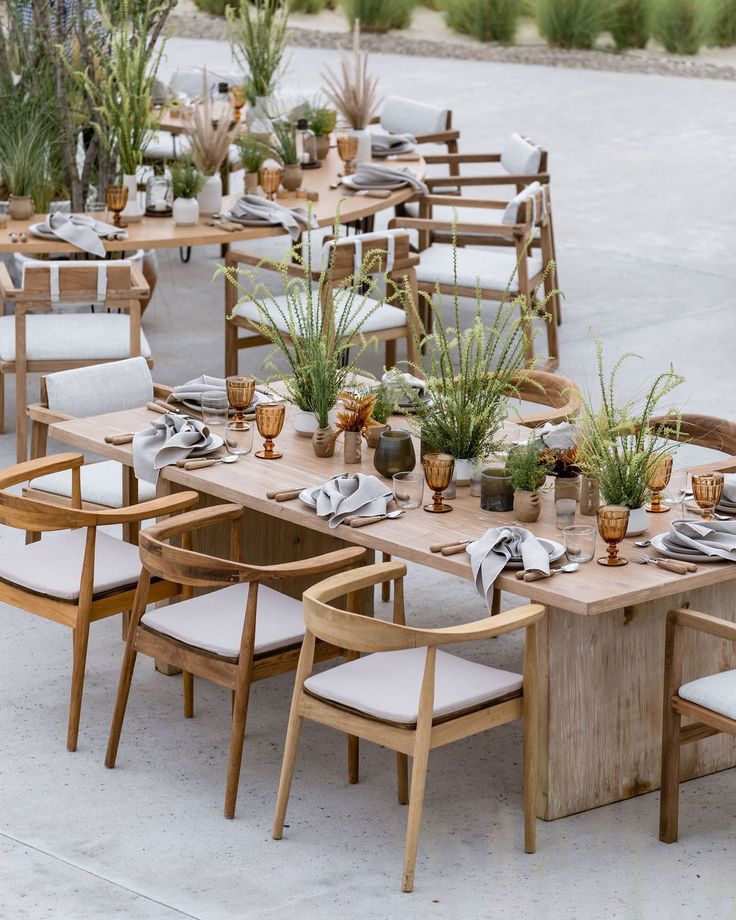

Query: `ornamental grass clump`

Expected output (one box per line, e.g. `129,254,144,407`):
227,0,289,103
340,0,418,32
322,45,380,130
709,0,736,46
443,0,521,43
535,0,606,49
607,0,650,50
648,0,717,54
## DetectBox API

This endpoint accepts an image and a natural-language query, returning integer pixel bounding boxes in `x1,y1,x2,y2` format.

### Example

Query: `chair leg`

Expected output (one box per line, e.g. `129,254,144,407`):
225,318,239,378
402,736,431,892
659,704,682,843
385,338,397,370
183,671,194,718
272,705,305,840
523,695,538,855
105,639,139,768
67,618,91,752
223,679,253,819
491,587,501,617
397,753,409,805
381,552,391,603
16,371,28,463
348,735,359,784
0,369,4,434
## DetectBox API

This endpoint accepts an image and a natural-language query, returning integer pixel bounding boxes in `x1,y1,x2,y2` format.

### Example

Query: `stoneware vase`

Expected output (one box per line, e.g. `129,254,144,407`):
315,135,330,160
197,174,222,216
281,164,303,192
364,423,390,449
352,128,372,163
513,489,541,523
625,505,648,537
172,197,199,227
121,174,144,221
554,474,581,503
453,458,477,487
344,430,362,464
374,430,416,478
312,426,335,458
293,409,338,438
244,171,260,194
8,195,33,220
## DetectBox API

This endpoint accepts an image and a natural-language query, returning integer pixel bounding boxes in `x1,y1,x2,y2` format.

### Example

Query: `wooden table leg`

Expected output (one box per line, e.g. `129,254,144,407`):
537,583,736,820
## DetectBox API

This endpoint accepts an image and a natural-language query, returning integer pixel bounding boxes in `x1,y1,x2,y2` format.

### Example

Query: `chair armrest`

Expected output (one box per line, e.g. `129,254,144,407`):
246,546,367,582
669,608,736,643
424,152,501,165
96,490,200,526
0,452,84,489
390,216,522,238
26,403,73,424
129,264,150,297
0,262,18,297
153,383,173,399
226,250,317,281
369,114,380,125
414,129,460,145
141,503,243,544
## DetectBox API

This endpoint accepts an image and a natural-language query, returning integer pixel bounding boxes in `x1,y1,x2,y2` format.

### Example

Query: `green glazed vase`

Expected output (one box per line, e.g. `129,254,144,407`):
374,430,416,479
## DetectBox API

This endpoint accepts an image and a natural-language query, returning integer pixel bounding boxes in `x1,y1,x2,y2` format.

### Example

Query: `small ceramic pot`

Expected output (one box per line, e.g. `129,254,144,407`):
293,409,337,438
625,505,648,537
281,164,303,192
312,426,335,458
172,197,199,227
513,489,541,523
554,474,581,503
244,171,260,194
374,430,416,478
453,458,478,487
364,423,390,449
315,135,330,160
8,195,33,220
197,173,223,216
344,430,362,464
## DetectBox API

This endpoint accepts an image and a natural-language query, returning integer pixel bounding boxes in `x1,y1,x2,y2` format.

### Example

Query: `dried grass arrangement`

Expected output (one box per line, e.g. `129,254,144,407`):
321,28,380,130
335,390,379,435
190,71,235,176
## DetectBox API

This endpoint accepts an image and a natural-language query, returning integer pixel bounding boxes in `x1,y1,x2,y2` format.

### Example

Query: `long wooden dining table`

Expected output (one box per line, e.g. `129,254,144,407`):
48,400,736,822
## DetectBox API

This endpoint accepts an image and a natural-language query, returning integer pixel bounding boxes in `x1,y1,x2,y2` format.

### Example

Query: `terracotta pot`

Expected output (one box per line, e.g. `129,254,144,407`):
281,164,303,192
8,195,33,221
315,135,330,160
344,430,362,464
312,426,335,458
364,423,390,449
513,489,541,523
554,474,581,503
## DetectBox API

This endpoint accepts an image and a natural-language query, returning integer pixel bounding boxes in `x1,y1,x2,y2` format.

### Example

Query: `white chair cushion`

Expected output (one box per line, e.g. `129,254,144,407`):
380,96,448,138
416,244,543,291
500,133,542,176
29,461,156,509
679,670,736,721
304,647,522,725
0,315,152,362
503,181,543,226
0,529,142,601
141,582,306,659
233,293,407,333
45,357,153,416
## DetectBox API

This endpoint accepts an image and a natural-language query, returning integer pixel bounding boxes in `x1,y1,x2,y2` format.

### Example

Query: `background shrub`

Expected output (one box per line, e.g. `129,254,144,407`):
710,0,736,45
535,0,606,49
193,0,238,13
290,0,330,11
340,0,418,31
443,0,521,43
648,0,717,53
608,0,649,49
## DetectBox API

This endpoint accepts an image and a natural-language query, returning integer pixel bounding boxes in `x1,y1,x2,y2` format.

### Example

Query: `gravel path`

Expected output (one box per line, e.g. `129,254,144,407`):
169,12,736,81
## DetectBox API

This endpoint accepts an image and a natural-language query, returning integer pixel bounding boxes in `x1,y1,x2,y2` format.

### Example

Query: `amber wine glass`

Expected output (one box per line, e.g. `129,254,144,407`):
422,453,454,514
692,472,724,521
258,166,282,201
336,133,359,176
596,505,630,566
646,455,673,513
105,185,129,227
255,403,285,460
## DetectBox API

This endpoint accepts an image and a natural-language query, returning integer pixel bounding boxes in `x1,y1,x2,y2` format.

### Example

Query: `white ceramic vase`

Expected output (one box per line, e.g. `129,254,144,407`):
197,174,223,216
625,505,648,537
172,197,199,227
121,174,144,220
452,458,478,487
353,129,372,164
293,409,338,438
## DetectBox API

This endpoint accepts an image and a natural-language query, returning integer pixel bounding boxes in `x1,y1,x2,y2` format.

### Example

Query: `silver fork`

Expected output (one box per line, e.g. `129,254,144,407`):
632,553,695,575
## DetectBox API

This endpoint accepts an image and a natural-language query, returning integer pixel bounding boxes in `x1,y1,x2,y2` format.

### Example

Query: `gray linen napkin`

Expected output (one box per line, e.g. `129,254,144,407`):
669,519,736,561
342,163,428,196
307,473,392,529
371,132,416,157
133,412,211,484
538,421,576,451
227,195,317,242
722,474,736,503
169,374,272,410
38,212,127,257
469,527,550,607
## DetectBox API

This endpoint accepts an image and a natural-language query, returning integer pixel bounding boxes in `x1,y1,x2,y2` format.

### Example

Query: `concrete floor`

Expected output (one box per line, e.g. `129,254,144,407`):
1,39,735,920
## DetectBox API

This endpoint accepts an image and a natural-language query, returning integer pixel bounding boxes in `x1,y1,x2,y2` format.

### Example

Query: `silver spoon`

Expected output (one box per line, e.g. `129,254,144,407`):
179,455,240,470
517,563,579,582
634,538,652,547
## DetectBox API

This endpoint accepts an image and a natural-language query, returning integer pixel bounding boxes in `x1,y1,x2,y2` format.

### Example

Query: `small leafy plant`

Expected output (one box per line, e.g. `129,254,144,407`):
370,383,397,425
262,117,299,166
506,439,551,492
170,158,205,199
648,0,717,54
340,0,417,32
234,134,266,173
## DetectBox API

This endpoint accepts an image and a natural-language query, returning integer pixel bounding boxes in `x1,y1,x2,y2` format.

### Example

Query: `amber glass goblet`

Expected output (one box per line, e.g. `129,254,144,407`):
336,133,359,176
258,166,282,201
422,453,454,513
226,375,255,424
692,472,724,521
646,455,673,513
230,84,246,123
105,185,129,227
596,505,630,567
255,403,285,460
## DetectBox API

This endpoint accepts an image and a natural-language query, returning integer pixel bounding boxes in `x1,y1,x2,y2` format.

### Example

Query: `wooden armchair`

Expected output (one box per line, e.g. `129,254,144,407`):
272,560,544,892
224,230,421,377
0,259,152,462
370,95,460,159
0,453,198,751
648,414,736,474
504,369,582,428
660,608,736,843
105,503,366,819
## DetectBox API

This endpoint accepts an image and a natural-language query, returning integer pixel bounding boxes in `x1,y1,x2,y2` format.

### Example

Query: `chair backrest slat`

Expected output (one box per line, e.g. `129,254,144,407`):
503,369,582,427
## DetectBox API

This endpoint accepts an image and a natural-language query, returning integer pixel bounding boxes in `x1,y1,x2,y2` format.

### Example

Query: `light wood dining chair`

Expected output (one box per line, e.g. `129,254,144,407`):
0,452,197,751
648,413,736,472
225,230,421,376
0,260,152,462
504,369,582,428
105,503,366,819
272,561,544,892
371,95,460,160
390,184,559,369
660,607,736,843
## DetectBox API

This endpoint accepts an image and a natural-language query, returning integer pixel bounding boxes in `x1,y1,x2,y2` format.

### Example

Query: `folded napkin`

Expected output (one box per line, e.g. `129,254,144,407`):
38,212,127,257
538,421,576,451
227,195,318,242
382,369,427,399
668,519,736,561
307,473,392,529
371,132,416,157
469,527,550,607
169,374,272,410
133,412,211,484
722,474,736,504
343,163,428,196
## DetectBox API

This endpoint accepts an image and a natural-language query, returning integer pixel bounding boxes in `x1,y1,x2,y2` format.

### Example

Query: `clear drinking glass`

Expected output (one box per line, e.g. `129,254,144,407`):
562,525,596,563
225,422,253,456
393,471,424,510
201,393,229,428
555,498,576,530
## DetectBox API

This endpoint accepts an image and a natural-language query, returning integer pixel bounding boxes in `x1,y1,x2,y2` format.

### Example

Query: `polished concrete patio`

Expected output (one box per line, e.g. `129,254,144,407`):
0,38,734,920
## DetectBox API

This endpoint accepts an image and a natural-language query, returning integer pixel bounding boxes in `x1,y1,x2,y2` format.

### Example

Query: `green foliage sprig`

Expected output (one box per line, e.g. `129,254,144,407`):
506,439,552,492
227,0,289,104
169,158,205,199
262,117,299,166
234,133,266,173
370,383,398,425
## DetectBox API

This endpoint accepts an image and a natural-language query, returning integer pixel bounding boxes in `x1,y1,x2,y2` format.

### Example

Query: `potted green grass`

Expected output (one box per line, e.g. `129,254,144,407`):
506,439,552,523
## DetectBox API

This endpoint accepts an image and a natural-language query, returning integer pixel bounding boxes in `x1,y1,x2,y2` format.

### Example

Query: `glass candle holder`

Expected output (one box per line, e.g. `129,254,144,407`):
646,455,673,513
555,498,576,530
201,393,229,428
255,403,285,460
422,453,454,513
373,430,416,479
692,472,724,521
225,421,253,456
393,471,424,510
596,505,630,567
480,469,514,513
469,466,483,498
563,525,596,564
